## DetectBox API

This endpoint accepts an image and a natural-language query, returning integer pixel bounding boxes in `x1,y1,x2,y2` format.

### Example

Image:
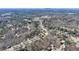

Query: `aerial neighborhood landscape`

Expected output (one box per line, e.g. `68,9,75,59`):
0,8,79,51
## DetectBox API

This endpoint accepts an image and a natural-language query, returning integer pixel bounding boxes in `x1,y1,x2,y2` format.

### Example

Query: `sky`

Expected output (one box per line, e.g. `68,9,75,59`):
0,0,79,8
